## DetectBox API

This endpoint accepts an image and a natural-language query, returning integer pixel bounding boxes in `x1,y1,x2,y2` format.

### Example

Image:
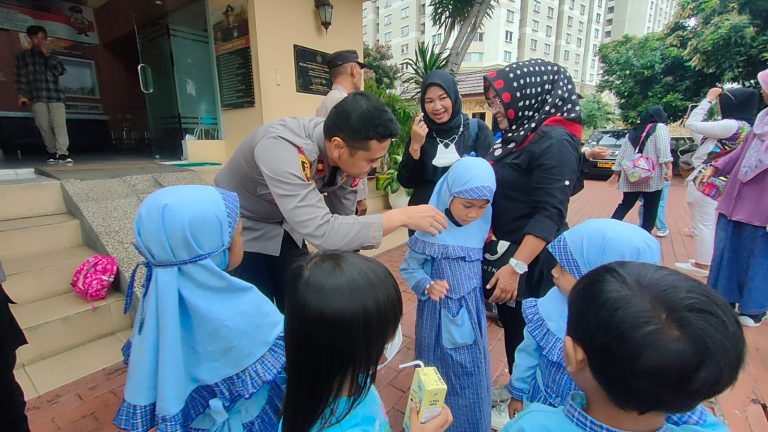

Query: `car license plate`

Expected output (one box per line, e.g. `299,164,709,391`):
597,161,614,168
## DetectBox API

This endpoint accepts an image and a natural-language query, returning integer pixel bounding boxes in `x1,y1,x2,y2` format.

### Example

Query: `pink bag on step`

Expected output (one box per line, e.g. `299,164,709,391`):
71,255,118,303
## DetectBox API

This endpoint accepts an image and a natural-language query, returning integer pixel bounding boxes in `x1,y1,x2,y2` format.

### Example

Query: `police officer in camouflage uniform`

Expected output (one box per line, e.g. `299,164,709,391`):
215,92,447,310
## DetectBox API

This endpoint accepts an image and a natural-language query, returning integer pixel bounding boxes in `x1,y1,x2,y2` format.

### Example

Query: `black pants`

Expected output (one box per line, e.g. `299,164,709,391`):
231,231,309,312
496,301,526,372
0,351,29,432
611,190,663,233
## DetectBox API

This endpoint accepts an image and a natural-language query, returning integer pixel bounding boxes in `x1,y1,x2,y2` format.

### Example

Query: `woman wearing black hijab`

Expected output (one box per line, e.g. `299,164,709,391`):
608,106,674,233
398,70,494,208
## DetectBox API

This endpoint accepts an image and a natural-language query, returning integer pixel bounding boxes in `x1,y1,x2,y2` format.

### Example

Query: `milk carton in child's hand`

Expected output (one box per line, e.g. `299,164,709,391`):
400,361,448,431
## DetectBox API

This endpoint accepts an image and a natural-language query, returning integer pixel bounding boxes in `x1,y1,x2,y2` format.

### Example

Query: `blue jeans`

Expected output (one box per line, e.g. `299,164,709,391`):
638,181,669,232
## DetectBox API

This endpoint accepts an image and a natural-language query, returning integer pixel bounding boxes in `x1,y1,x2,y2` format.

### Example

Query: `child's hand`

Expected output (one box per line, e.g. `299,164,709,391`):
409,403,453,432
427,280,449,301
508,398,523,418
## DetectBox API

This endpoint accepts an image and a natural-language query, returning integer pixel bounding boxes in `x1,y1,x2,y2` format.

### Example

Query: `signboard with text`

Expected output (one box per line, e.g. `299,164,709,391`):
294,45,332,96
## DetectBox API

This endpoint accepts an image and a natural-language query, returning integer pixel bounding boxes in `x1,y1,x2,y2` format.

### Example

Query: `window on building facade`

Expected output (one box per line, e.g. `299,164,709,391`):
575,53,581,63
598,0,602,6
607,6,614,14
531,39,538,50
421,23,425,35
579,21,584,31
606,18,613,26
505,30,514,42
596,13,601,23
545,25,552,36
564,50,570,60
402,6,410,18
401,25,409,36
473,32,484,42
567,16,573,27
465,52,483,62
577,37,582,47
534,0,541,13
566,33,572,43
592,43,598,54
544,43,551,54
591,58,597,68
504,50,513,62
594,28,599,38
421,3,426,15
401,63,408,72
384,32,392,42
570,0,575,9
384,14,392,25
604,30,611,38
363,24,367,35
384,0,391,9
432,33,442,45
533,20,539,31
580,4,586,15
589,73,595,81
401,43,409,55
548,7,554,18
507,9,515,22
363,7,368,18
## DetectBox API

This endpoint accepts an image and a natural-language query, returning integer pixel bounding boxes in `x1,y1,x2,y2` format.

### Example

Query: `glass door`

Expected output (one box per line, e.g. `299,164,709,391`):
134,18,182,159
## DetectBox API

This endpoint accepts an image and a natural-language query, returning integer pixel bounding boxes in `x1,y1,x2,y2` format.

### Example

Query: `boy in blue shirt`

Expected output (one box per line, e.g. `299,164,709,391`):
503,261,745,432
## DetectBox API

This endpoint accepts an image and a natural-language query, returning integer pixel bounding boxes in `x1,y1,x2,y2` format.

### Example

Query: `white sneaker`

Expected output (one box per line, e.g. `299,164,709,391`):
656,229,670,237
674,262,709,277
738,313,767,327
491,402,512,431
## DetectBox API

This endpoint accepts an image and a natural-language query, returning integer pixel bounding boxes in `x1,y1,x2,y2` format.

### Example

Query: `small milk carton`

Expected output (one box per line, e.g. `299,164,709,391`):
400,361,448,431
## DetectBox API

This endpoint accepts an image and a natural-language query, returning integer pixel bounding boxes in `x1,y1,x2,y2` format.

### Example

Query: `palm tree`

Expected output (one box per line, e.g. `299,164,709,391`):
429,0,498,73
401,42,451,93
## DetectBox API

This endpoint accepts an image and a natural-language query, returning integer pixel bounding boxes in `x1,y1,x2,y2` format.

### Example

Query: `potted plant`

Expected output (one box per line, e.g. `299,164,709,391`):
367,81,419,208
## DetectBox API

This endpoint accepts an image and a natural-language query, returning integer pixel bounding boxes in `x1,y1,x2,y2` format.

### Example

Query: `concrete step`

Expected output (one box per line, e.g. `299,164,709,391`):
12,291,131,366
0,180,67,221
15,332,129,397
3,246,96,304
0,214,83,258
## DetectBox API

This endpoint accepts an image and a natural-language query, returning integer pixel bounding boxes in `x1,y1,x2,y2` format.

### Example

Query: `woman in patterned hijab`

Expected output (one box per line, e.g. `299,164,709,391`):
481,60,583,422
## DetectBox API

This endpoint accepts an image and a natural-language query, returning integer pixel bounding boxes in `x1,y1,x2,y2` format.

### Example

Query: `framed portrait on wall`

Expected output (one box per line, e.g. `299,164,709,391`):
59,56,100,98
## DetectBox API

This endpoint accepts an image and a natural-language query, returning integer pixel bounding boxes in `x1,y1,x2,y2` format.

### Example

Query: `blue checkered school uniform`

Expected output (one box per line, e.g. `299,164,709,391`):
501,392,727,432
400,157,496,432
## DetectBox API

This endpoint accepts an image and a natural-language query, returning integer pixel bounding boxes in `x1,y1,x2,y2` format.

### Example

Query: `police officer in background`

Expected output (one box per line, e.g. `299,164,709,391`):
317,49,370,216
215,92,447,310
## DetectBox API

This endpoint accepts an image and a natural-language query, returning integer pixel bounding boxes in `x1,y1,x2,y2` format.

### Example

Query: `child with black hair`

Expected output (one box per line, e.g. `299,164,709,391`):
493,219,713,430
502,261,745,432
281,251,452,432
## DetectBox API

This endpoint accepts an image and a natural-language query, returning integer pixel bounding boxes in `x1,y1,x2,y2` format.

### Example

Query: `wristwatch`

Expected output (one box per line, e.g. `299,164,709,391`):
508,258,528,275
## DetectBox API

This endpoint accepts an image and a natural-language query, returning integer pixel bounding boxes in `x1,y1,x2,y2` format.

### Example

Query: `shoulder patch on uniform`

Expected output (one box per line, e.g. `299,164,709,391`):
351,177,360,188
297,147,311,181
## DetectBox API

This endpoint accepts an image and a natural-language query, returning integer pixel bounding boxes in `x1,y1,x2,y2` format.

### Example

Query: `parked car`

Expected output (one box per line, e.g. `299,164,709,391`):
583,128,696,178
582,129,628,178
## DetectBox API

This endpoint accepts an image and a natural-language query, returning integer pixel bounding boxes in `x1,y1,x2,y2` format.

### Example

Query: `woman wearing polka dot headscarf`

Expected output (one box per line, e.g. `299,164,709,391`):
481,60,583,409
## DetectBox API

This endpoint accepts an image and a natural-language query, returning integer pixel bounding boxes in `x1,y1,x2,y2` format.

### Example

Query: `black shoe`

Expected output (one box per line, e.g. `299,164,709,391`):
57,153,74,165
46,153,57,164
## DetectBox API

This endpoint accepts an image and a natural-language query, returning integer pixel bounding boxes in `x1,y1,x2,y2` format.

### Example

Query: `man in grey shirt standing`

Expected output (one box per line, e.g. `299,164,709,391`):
215,92,446,310
316,49,370,216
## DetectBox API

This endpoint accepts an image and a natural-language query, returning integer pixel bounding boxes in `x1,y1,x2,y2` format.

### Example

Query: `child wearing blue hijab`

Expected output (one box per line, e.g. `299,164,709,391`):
114,185,285,432
400,156,496,432
497,219,718,430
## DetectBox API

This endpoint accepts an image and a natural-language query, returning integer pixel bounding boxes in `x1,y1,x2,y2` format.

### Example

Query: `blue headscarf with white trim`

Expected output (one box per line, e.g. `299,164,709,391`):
115,185,284,431
409,157,496,259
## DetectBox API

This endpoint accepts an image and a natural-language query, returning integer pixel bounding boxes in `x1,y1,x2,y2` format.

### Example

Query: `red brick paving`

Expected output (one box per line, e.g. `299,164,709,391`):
24,179,768,431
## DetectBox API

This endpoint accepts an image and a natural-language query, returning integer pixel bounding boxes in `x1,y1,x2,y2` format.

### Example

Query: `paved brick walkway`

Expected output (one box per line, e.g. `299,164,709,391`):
23,179,768,431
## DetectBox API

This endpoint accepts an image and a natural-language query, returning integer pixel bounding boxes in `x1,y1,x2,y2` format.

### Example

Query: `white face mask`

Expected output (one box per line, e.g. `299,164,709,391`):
378,324,403,370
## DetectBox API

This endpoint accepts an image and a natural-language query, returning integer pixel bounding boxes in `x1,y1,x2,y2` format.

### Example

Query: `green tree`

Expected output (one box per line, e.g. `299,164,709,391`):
669,0,768,83
401,42,451,93
363,42,401,91
580,93,617,131
429,0,498,73
597,34,715,123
